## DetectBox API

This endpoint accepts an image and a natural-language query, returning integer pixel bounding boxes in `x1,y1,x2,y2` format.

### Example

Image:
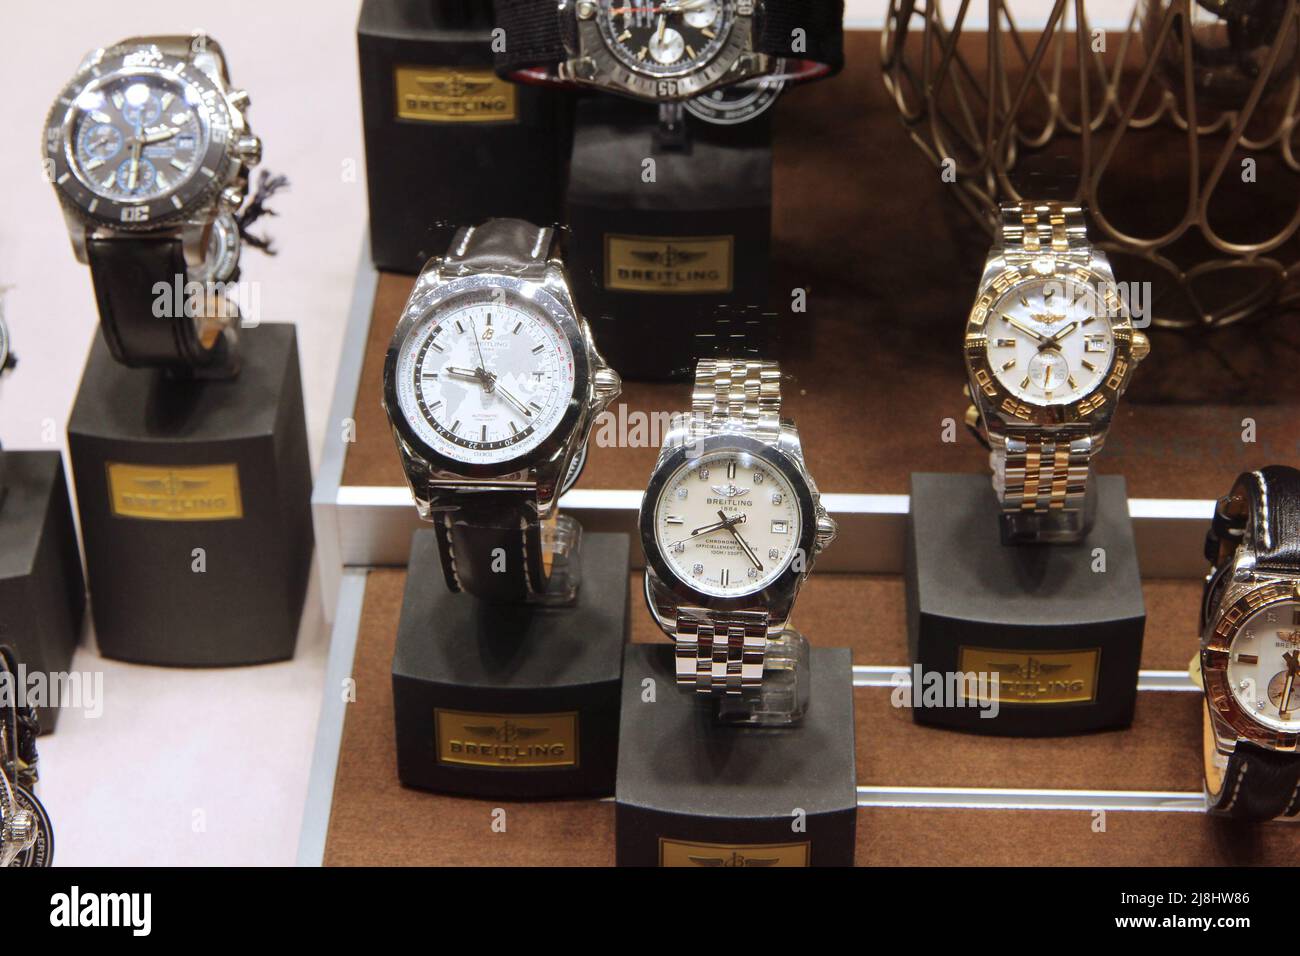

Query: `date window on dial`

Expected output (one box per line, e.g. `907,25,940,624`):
1085,334,1109,353
771,520,789,534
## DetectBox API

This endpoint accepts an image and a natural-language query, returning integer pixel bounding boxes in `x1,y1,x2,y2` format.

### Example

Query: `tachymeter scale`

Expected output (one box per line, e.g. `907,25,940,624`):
395,293,577,465
68,73,206,203
1226,600,1300,733
597,0,733,76
985,276,1116,406
654,450,801,598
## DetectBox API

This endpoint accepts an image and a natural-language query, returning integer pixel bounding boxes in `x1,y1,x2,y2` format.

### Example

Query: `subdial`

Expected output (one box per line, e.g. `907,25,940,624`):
1027,349,1069,391
114,157,157,196
119,83,162,127
1268,668,1297,713
79,123,123,162
649,26,686,64
684,0,720,28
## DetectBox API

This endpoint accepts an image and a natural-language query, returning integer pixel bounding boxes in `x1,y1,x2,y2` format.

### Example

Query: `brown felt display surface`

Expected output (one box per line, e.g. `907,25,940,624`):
323,31,1300,865
340,31,1300,498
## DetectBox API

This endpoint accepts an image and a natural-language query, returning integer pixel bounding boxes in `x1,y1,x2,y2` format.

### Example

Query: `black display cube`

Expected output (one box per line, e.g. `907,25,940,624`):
66,324,313,667
615,644,857,866
905,472,1145,736
393,529,630,799
0,451,85,733
567,97,774,380
359,0,574,273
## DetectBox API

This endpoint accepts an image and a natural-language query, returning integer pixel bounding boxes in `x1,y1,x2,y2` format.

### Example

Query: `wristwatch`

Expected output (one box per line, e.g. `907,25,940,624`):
43,33,262,372
0,647,51,868
383,219,622,604
684,64,785,125
963,201,1150,541
640,359,836,694
1199,466,1300,822
494,0,844,103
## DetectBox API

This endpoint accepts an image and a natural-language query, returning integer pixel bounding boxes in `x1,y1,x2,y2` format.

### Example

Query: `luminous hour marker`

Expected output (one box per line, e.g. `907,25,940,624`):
995,338,1015,347
170,158,188,171
430,342,445,353
617,30,631,41
1081,359,1096,371
531,344,545,354
1067,375,1078,389
1020,376,1031,390
1001,359,1016,371
727,460,736,480
528,401,542,411
57,172,71,184
428,400,442,409
702,28,716,38
1237,654,1259,664
512,322,522,335
637,47,648,60
171,195,183,210
485,314,492,326
481,425,487,442
509,422,518,435
451,420,461,434
1018,294,1030,307
719,568,730,587
1082,316,1097,325
686,45,697,59
160,92,175,110
665,515,684,525
455,320,464,333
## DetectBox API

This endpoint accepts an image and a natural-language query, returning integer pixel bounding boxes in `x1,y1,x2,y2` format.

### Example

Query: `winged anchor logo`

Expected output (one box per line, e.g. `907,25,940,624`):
132,474,211,497
987,657,1071,682
462,720,549,745
416,73,495,99
630,245,707,269
688,852,781,867
710,484,751,499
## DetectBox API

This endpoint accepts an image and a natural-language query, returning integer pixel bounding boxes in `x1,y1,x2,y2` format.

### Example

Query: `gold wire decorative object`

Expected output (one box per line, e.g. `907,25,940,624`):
881,0,1300,330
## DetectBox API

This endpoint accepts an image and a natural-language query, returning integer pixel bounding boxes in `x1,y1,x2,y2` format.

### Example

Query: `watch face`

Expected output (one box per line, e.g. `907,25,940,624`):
67,72,208,203
393,289,578,467
1225,600,1300,734
598,0,735,77
984,275,1116,407
652,448,801,598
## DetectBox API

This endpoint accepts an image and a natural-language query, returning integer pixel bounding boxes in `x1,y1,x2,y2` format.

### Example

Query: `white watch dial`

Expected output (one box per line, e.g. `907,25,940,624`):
654,450,801,598
395,291,576,466
986,276,1116,406
1226,600,1300,734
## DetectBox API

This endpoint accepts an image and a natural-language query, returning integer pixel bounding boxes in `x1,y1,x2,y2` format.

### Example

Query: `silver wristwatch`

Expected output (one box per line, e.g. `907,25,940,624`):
383,219,621,604
963,201,1150,541
44,33,260,370
640,359,836,694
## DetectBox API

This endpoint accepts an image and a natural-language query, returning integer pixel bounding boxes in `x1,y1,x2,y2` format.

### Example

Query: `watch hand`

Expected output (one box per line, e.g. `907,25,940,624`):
492,381,534,419
444,366,484,382
689,513,743,537
1039,321,1079,350
467,317,489,378
127,139,142,191
1004,316,1045,342
657,13,667,44
1281,651,1300,715
142,125,181,144
723,515,764,572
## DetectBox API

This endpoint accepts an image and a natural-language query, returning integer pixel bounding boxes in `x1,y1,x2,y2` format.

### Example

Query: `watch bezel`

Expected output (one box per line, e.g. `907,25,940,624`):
639,432,817,612
0,315,10,374
43,49,235,232
383,273,591,481
572,3,755,102
1202,580,1300,750
963,263,1139,427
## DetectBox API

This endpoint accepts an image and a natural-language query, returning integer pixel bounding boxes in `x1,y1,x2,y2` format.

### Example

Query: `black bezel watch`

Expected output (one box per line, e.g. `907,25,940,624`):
43,33,261,374
1199,465,1300,822
493,0,844,103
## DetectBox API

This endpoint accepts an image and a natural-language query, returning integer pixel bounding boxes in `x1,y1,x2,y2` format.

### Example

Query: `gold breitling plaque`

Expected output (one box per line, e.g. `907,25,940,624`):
604,234,734,294
658,838,811,867
394,66,518,123
958,646,1101,705
107,463,243,521
435,709,578,768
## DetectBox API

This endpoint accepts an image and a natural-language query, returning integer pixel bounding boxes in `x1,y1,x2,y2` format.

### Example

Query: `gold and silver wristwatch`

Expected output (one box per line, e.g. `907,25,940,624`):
1199,466,1300,822
639,359,836,694
0,647,51,868
963,201,1150,542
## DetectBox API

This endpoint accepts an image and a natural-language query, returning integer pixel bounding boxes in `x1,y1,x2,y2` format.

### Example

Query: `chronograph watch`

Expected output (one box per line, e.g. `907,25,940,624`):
383,219,621,604
963,201,1150,543
493,0,844,104
639,360,836,695
1199,466,1300,822
43,34,261,373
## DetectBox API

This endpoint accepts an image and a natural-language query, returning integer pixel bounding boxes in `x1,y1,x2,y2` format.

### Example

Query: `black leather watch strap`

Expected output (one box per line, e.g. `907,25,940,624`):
1204,708,1300,821
493,0,567,74
87,237,226,370
758,0,844,78
1205,466,1300,574
431,490,550,603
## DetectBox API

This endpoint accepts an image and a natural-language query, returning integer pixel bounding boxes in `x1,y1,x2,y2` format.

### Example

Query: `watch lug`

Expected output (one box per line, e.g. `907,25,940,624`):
65,214,89,264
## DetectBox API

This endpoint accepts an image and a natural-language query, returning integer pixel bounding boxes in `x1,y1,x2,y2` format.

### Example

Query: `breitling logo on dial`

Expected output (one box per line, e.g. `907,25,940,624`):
435,709,578,769
958,647,1100,704
107,463,243,521
658,838,810,868
605,235,733,294
394,66,518,123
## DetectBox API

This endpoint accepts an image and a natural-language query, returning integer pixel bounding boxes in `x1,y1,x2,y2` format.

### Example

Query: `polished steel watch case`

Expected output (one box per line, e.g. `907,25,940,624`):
558,0,767,103
639,417,834,636
1201,556,1300,758
382,259,620,521
43,36,261,273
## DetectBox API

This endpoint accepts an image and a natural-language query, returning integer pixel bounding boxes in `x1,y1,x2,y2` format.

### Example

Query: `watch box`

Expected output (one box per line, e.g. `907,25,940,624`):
67,324,314,667
0,451,85,733
359,0,575,274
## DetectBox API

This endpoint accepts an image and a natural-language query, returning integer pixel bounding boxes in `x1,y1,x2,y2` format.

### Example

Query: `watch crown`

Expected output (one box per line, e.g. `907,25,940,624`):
576,0,596,18
235,135,262,166
815,512,838,550
1131,330,1151,361
220,186,245,212
964,404,981,431
594,366,622,405
228,88,251,111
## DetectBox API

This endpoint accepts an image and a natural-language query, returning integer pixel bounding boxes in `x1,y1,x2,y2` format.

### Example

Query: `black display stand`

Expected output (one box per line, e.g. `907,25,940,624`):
66,325,313,667
615,644,857,866
393,528,630,799
905,472,1145,736
566,97,774,381
0,452,85,733
359,0,574,273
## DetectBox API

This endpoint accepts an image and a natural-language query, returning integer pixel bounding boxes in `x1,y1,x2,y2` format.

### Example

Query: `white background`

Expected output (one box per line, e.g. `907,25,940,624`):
0,0,1137,865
